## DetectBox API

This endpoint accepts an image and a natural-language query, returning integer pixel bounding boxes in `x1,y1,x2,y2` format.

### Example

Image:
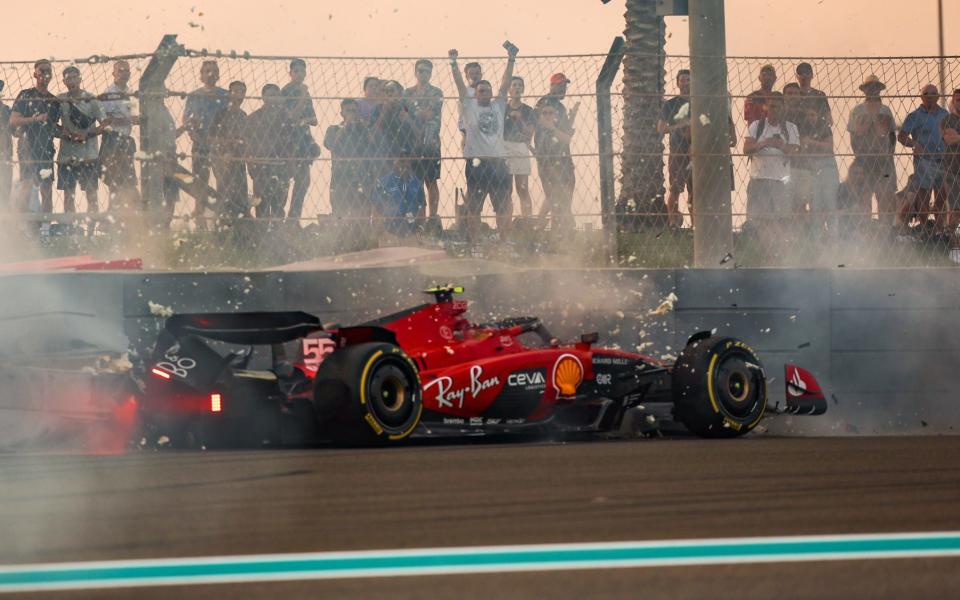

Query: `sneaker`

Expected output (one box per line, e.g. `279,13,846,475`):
950,248,960,264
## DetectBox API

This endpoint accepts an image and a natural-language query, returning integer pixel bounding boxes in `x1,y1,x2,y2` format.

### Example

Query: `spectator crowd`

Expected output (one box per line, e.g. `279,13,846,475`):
0,44,585,243
4,50,960,257
661,61,960,258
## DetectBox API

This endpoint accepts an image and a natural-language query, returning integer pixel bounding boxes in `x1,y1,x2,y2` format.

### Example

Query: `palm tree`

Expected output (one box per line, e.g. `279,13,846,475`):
618,0,666,227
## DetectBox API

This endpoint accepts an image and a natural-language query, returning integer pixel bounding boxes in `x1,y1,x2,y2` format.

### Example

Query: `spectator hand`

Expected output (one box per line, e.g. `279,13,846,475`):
34,113,48,124
448,49,459,61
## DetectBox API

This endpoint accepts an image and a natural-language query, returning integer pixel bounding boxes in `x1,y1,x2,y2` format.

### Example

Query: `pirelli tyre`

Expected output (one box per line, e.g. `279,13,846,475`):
313,342,422,445
672,334,767,438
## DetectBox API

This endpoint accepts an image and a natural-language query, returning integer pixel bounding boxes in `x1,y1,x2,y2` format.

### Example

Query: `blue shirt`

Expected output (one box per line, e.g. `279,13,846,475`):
183,87,228,146
902,105,948,159
377,171,424,235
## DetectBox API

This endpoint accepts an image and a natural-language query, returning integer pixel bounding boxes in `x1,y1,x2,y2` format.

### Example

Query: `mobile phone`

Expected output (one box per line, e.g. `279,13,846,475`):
503,41,519,55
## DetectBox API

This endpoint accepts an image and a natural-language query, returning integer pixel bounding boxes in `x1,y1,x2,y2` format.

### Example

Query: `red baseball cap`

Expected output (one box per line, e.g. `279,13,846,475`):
549,73,570,86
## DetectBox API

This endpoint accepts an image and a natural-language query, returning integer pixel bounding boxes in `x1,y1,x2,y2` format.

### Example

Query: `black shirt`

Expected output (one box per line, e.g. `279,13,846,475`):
943,113,960,176
323,122,371,185
660,95,690,153
534,95,573,163
12,88,61,161
503,102,534,144
0,103,11,159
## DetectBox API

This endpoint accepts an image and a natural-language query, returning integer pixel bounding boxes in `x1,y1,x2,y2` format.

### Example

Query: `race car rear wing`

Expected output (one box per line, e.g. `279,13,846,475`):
164,312,325,345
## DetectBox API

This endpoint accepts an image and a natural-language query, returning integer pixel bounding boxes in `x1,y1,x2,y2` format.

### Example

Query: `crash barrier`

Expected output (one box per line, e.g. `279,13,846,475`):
0,266,954,440
3,40,960,267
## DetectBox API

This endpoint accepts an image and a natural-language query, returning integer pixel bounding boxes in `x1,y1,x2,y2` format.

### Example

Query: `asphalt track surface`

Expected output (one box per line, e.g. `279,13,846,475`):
2,436,960,598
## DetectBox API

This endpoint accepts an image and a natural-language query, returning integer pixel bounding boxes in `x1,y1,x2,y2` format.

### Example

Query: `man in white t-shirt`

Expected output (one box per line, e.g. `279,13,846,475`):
743,91,799,228
99,60,140,205
449,44,517,240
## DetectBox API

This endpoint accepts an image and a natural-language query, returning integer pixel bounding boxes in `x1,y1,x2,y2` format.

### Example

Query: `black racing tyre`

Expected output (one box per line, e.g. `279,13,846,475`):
313,342,422,445
672,335,767,438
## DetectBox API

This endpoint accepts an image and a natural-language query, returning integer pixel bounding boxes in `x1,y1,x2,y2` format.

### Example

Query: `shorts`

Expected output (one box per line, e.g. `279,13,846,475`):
56,160,100,192
913,157,943,191
668,154,691,193
19,156,54,186
413,157,441,182
503,141,532,176
465,157,511,215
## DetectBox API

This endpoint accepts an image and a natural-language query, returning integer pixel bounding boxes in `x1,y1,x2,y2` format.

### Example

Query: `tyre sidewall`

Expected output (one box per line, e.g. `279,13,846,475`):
314,342,422,443
672,337,766,437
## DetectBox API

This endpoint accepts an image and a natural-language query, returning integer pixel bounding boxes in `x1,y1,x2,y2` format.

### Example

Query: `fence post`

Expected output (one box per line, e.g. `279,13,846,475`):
688,0,733,268
138,34,182,215
596,36,626,263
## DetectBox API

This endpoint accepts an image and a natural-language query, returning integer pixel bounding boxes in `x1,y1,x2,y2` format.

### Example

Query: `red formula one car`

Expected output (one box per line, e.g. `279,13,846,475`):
137,286,827,447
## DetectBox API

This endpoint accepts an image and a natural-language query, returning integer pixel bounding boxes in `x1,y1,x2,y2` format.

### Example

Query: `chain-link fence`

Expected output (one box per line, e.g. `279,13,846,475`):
618,54,960,268
2,39,960,269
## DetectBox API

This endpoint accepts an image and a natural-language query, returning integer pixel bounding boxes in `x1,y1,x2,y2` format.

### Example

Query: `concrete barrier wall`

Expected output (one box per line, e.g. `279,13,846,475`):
3,266,958,432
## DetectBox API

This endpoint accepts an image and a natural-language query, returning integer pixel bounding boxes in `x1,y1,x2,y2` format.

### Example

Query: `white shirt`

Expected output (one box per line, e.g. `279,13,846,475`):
101,83,135,136
747,119,799,181
461,97,506,159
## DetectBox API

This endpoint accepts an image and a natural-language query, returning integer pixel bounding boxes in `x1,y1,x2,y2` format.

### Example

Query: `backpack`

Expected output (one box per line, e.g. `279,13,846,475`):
748,118,793,161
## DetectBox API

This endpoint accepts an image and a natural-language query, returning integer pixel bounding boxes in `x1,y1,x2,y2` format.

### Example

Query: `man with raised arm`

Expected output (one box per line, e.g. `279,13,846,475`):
448,43,518,241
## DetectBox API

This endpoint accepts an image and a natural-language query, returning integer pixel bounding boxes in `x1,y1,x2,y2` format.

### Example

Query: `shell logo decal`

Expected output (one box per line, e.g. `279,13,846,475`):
552,354,584,397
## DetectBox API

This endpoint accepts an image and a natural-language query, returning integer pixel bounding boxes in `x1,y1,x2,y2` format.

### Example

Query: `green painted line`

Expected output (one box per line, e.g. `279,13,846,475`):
2,532,959,592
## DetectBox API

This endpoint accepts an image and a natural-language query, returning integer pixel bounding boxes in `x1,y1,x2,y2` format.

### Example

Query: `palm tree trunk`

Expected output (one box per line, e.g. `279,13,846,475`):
619,0,667,227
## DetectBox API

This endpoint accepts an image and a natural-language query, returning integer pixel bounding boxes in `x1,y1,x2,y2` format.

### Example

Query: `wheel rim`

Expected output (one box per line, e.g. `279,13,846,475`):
714,355,761,418
727,371,750,403
378,373,407,412
367,360,415,427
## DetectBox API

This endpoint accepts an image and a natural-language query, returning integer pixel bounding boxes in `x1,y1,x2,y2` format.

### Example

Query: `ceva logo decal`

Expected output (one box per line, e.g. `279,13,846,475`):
507,371,546,387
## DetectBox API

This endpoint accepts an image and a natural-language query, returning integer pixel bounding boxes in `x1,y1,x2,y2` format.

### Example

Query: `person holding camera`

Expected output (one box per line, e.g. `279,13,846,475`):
743,91,799,231
57,66,105,214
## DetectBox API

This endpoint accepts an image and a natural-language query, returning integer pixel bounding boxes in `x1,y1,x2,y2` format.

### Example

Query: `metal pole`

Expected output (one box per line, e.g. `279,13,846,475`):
938,0,946,105
688,0,733,267
596,36,626,263
138,35,182,215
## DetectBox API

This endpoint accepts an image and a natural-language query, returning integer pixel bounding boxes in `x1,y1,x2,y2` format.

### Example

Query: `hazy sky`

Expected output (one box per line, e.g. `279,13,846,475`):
7,0,958,62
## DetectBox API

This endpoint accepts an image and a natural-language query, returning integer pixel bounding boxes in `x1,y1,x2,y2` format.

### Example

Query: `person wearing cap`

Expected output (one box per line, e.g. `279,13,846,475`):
745,64,777,126
0,80,12,208
404,59,444,231
846,74,897,227
792,62,838,236
448,43,518,241
898,84,948,234
534,72,578,232
795,62,832,127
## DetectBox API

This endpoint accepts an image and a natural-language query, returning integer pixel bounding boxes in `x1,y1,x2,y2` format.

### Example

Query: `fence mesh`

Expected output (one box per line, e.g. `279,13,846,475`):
1,45,960,269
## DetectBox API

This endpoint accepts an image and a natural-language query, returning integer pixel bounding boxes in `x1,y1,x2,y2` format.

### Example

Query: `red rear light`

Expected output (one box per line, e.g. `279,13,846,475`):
210,393,222,413
151,367,171,380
